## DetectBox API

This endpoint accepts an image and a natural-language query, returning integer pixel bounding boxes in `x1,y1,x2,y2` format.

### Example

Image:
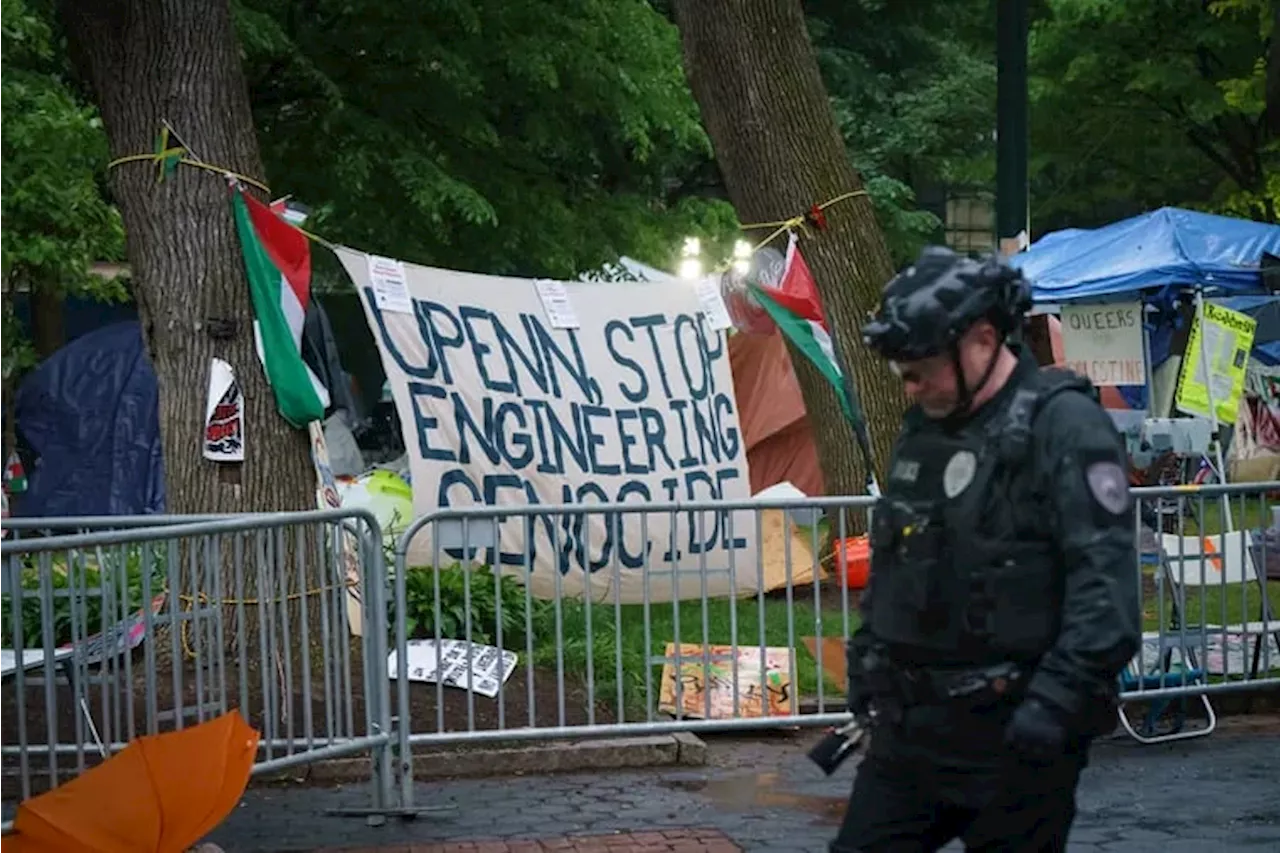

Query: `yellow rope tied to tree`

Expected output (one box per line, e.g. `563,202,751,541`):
106,124,272,195
736,190,869,254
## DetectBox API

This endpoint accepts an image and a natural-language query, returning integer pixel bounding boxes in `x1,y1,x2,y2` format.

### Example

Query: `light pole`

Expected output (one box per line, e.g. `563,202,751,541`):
996,0,1029,257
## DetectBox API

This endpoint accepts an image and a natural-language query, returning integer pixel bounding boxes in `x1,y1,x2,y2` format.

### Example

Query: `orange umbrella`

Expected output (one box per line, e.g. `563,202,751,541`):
10,710,260,853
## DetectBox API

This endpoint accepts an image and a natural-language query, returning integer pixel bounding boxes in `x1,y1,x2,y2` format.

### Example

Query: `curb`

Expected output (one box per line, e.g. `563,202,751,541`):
796,684,1280,718
250,686,1280,788
251,730,708,787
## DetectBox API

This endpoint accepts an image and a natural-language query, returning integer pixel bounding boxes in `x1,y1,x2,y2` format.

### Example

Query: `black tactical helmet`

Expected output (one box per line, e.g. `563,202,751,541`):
861,246,1032,361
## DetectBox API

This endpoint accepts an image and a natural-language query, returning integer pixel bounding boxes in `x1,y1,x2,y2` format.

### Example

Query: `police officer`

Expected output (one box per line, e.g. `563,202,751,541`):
830,247,1141,852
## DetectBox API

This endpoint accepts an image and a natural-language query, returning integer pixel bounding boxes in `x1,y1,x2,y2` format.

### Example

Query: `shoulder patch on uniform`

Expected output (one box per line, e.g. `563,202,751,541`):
1085,461,1129,515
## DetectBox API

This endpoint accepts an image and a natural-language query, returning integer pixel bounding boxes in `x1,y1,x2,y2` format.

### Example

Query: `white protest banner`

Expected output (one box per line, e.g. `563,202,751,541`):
1059,301,1146,386
337,247,758,604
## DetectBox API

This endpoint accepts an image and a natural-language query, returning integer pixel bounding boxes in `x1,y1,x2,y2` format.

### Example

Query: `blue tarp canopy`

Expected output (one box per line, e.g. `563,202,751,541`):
1011,207,1280,303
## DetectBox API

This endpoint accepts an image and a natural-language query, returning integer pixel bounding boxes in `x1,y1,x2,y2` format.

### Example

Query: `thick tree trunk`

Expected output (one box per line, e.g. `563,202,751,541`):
672,0,906,493
59,1,329,717
59,0,315,515
29,285,65,359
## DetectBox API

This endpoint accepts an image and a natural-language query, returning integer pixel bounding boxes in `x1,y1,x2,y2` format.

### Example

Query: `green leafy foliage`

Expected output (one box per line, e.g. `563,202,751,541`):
235,0,737,280
1029,0,1278,228
0,548,165,650
1,0,127,376
808,0,997,262
395,565,544,647
393,562,849,712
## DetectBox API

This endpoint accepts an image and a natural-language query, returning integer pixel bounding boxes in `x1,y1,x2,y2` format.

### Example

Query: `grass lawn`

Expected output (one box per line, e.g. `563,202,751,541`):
1142,576,1280,632
1163,491,1274,536
1141,489,1277,633
1139,492,1280,682
402,564,861,718
410,488,1274,719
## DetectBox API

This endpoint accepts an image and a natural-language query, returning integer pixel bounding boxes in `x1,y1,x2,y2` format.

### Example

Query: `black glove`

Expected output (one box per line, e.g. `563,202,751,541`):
846,641,873,718
1004,696,1067,764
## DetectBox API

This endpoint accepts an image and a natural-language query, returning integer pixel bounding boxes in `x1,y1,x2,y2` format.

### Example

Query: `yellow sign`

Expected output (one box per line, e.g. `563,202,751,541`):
1174,301,1256,425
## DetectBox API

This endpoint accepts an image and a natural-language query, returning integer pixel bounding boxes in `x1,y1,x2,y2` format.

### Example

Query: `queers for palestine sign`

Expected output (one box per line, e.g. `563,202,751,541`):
337,247,758,604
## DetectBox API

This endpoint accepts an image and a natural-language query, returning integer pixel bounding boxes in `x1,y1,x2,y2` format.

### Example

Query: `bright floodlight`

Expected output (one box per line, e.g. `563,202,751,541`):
732,258,750,275
733,239,752,260
682,236,702,258
678,257,703,280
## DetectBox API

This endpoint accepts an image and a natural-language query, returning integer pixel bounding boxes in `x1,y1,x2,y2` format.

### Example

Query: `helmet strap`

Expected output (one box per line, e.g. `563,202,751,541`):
943,335,1004,424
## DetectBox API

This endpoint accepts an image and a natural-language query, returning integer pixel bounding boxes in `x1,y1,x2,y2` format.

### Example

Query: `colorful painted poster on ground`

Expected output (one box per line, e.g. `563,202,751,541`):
658,643,793,719
1175,301,1256,424
337,247,758,603
1059,302,1146,386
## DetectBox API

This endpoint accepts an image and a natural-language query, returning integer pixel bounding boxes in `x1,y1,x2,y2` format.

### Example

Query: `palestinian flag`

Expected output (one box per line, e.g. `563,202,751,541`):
749,236,854,421
231,185,326,428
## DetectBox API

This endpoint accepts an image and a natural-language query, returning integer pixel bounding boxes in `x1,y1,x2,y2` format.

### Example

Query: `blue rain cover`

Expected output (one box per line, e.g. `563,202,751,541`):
15,321,165,517
1012,207,1280,303
1218,295,1280,366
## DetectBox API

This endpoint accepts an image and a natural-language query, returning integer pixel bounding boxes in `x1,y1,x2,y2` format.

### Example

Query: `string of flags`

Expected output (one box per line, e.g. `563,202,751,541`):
102,123,874,485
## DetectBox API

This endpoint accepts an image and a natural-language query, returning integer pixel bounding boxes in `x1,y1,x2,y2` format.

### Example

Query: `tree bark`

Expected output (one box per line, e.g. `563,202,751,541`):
671,0,906,494
59,0,315,515
59,1,329,711
29,284,65,359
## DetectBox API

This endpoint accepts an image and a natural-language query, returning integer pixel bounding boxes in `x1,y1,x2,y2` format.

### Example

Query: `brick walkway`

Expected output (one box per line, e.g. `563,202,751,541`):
322,829,741,852
211,725,1280,852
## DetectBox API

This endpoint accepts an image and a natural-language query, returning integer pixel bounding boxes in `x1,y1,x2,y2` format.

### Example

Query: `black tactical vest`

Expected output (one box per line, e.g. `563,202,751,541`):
866,366,1094,668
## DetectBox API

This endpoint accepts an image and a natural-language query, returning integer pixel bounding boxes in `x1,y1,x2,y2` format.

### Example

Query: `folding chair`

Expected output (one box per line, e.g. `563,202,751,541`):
1116,541,1216,744
1116,629,1216,744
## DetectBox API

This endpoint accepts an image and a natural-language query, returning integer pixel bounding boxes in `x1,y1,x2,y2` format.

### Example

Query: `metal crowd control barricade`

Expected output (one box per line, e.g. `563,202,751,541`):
1118,481,1280,744
0,509,402,828
389,494,876,808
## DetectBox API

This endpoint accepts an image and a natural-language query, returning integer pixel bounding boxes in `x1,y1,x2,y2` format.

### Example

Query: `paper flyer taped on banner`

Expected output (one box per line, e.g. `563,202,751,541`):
533,279,581,329
695,277,734,331
387,638,519,699
368,254,413,314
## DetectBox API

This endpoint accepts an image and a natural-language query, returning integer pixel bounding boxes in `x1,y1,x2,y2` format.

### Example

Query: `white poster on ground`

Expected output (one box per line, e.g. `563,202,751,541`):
1060,302,1146,386
387,639,519,699
337,247,758,603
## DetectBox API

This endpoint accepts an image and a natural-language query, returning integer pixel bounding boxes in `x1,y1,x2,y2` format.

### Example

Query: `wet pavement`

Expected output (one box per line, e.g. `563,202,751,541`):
210,723,1280,852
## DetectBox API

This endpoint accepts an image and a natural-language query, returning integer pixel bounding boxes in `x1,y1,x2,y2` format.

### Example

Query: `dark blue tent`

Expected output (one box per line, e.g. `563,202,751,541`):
14,321,165,517
1220,295,1280,366
1010,207,1280,303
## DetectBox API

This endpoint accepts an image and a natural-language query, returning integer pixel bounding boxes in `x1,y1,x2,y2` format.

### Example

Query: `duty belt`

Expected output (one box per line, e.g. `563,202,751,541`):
891,661,1025,707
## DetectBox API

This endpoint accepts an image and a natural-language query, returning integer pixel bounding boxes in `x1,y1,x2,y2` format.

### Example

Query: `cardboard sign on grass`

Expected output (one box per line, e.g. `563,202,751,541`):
657,643,794,720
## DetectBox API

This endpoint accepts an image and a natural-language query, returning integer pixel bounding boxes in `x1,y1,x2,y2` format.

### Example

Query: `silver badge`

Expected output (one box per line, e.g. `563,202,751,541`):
1086,461,1130,515
943,450,978,499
